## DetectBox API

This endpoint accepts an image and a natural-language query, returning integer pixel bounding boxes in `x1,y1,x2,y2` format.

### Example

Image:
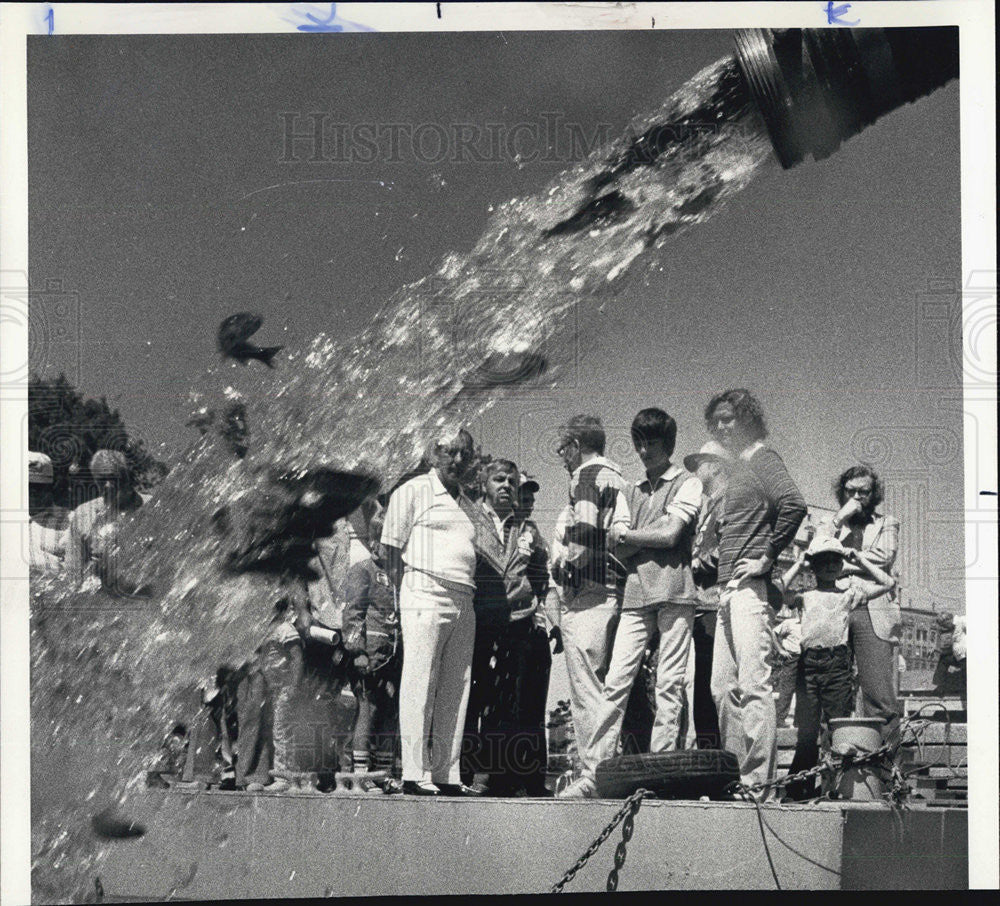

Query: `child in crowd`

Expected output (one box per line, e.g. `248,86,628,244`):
771,583,802,727
342,514,403,793
777,536,895,800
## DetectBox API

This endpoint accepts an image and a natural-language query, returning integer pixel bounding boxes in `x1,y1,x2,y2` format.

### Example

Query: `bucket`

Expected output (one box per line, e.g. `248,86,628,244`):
828,717,886,801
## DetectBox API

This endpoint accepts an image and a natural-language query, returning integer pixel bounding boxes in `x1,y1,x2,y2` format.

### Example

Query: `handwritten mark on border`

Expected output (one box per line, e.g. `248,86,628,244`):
287,3,375,33
825,2,860,26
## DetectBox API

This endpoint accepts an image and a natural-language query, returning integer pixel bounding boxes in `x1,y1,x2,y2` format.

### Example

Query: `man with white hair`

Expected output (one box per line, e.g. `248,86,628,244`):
28,451,70,575
382,427,481,796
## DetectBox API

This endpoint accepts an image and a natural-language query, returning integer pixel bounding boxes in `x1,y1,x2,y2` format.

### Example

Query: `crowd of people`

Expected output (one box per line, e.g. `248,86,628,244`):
29,387,908,802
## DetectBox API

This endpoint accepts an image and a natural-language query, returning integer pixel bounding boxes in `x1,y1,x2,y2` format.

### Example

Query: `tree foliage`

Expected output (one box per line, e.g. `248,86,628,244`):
28,373,170,506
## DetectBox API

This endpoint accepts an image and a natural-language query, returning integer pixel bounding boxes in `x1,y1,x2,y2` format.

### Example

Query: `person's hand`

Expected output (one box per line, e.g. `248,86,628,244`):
732,555,774,581
608,523,629,546
843,583,865,609
353,652,370,673
835,497,864,527
293,608,313,637
549,626,564,655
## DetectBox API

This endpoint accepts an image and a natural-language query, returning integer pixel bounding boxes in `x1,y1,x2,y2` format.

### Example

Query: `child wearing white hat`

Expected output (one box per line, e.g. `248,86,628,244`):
775,535,896,800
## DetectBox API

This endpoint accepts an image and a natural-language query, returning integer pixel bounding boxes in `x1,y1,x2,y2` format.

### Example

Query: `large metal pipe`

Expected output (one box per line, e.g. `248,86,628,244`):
734,27,959,168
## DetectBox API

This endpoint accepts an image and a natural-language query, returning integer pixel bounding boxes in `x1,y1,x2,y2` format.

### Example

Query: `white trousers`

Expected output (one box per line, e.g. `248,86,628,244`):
582,603,694,775
398,575,476,784
560,586,618,776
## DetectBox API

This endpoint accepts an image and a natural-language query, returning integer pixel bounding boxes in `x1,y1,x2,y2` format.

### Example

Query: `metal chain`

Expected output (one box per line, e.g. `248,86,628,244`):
552,740,902,893
733,741,897,798
606,799,641,891
550,789,651,894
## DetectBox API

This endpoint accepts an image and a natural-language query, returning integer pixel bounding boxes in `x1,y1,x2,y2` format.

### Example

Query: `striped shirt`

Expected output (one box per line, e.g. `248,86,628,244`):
563,456,630,590
717,445,806,584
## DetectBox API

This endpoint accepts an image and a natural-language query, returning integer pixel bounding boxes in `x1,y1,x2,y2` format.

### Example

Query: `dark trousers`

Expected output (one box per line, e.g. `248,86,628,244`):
463,619,552,794
786,645,854,800
849,604,899,736
349,658,401,769
692,610,721,749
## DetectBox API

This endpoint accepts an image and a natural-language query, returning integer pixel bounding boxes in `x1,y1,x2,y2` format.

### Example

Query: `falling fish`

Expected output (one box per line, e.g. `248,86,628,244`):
217,312,284,367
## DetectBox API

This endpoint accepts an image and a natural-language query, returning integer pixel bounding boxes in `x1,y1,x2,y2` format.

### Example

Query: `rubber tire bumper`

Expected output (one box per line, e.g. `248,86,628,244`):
595,749,740,800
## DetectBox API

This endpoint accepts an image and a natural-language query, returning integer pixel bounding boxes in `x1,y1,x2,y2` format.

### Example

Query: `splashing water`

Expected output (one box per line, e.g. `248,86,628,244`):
30,56,773,901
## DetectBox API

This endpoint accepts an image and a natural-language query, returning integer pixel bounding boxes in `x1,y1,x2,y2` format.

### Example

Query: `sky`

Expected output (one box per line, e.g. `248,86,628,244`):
27,30,964,614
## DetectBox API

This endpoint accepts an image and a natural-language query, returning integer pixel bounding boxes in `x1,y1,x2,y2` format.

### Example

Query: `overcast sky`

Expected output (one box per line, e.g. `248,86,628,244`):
28,30,963,612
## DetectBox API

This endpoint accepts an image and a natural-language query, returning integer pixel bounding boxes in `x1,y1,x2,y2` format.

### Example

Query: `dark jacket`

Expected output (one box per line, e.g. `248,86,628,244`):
342,557,400,671
461,500,544,628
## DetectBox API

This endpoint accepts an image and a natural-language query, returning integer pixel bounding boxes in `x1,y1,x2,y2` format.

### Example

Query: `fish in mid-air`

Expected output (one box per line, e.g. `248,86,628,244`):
217,312,283,367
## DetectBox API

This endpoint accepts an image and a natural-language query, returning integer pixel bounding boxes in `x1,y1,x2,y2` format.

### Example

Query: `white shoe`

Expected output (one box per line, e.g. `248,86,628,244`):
556,775,598,799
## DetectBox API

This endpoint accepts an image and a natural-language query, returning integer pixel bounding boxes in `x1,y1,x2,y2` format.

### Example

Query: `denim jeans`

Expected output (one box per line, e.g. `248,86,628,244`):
786,645,854,799
711,578,777,789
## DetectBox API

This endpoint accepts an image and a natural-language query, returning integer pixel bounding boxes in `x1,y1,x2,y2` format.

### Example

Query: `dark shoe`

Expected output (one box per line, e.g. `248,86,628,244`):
437,783,484,797
380,778,404,795
525,786,554,798
401,780,440,796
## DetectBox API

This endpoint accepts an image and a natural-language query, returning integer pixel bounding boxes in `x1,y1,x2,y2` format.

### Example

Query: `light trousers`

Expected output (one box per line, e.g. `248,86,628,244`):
582,602,694,775
850,603,899,737
560,586,619,776
398,575,476,784
711,578,777,789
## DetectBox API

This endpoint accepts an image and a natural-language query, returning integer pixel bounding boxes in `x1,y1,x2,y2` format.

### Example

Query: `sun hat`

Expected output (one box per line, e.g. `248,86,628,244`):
805,535,848,561
683,440,729,473
28,451,54,485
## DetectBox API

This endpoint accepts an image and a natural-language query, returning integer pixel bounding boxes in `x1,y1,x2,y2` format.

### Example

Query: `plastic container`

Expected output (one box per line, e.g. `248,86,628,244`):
829,717,886,801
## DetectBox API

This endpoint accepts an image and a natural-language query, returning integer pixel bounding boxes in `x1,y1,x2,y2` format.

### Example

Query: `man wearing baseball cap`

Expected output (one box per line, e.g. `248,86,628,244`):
28,451,70,575
681,440,731,749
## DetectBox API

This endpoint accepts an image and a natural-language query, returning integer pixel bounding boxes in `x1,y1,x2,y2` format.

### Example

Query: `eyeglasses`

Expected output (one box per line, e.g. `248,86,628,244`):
845,484,873,498
556,439,578,457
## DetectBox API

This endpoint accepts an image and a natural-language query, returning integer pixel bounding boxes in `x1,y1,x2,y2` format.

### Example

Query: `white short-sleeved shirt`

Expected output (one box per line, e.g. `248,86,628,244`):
382,470,477,590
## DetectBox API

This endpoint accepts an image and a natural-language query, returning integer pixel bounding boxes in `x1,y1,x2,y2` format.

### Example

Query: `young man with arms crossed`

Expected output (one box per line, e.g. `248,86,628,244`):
560,408,702,798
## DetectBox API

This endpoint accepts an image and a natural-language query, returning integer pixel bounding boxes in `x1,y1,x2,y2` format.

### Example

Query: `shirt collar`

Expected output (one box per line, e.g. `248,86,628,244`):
739,440,766,462
571,454,620,481
481,500,513,532
429,469,460,498
637,462,682,490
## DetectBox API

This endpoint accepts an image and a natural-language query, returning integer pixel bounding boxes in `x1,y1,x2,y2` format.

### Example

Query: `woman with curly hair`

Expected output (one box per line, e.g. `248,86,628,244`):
703,389,806,792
